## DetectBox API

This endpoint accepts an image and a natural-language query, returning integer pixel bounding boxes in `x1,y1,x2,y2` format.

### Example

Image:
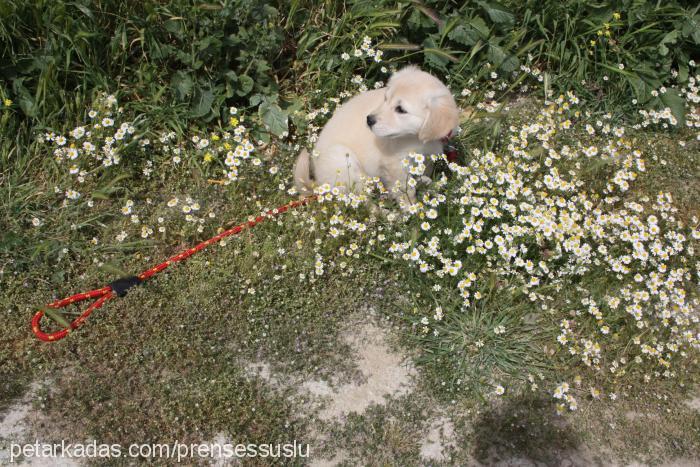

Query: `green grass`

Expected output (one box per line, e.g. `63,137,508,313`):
1,121,699,462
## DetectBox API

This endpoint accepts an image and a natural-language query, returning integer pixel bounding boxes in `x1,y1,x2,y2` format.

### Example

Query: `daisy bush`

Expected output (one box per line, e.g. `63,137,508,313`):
295,63,700,409
39,94,137,204
30,96,272,265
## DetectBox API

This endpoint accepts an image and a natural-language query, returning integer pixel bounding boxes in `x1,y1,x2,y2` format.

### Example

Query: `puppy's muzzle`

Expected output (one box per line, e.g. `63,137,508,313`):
366,114,376,128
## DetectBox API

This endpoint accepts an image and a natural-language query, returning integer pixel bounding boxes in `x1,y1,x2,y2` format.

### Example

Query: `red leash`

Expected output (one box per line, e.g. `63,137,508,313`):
31,195,317,342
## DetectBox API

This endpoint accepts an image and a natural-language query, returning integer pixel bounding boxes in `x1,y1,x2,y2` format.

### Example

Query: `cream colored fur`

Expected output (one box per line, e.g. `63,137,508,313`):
293,66,459,204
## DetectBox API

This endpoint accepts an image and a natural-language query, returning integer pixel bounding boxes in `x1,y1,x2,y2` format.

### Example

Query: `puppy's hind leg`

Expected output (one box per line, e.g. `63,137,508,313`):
293,149,314,195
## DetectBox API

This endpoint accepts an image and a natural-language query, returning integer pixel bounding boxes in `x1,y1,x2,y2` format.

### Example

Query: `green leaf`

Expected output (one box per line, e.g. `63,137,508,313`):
255,131,271,144
258,100,288,137
422,37,457,69
18,94,37,117
627,75,653,104
224,70,237,84
190,87,214,118
12,78,37,117
692,27,700,45
407,8,428,31
423,50,451,69
659,89,686,127
171,71,193,101
661,30,679,45
196,36,221,52
249,93,264,107
478,1,514,25
658,30,679,57
237,75,254,96
469,16,490,38
680,15,700,44
500,54,519,72
487,43,506,66
164,19,183,35
448,23,486,46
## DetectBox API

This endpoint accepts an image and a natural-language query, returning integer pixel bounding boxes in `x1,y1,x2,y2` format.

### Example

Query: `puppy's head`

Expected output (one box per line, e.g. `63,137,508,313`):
367,66,459,142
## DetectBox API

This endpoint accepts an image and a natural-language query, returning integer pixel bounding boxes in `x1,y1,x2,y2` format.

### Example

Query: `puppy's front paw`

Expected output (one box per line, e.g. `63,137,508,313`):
419,175,432,185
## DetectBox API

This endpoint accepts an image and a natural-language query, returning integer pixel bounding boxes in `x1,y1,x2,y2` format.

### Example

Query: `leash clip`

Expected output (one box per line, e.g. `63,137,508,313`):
108,275,143,297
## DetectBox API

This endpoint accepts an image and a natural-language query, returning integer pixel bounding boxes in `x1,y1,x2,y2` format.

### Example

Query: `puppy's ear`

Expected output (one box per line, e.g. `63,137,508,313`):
419,94,459,143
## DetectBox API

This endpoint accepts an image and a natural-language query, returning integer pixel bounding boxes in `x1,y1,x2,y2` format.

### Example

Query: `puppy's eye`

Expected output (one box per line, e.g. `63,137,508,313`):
395,105,407,114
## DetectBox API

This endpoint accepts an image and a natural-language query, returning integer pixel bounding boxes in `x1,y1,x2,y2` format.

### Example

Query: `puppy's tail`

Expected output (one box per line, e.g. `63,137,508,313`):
293,149,314,195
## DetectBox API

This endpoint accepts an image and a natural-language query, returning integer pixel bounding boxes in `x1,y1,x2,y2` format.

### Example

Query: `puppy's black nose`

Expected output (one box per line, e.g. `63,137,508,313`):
366,114,376,128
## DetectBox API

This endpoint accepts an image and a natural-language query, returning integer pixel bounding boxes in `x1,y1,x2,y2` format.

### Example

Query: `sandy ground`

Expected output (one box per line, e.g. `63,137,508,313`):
0,382,80,466
3,322,699,466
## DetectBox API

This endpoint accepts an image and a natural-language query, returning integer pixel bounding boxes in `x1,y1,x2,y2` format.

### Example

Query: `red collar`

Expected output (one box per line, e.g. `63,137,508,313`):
442,130,458,163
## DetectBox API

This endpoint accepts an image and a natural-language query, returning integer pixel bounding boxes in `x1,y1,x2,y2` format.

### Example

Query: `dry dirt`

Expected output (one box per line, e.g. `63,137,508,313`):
0,382,80,466
4,326,700,466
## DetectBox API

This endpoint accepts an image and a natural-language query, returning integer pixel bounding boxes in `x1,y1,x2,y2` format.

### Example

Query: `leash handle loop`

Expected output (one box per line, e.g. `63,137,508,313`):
31,287,114,342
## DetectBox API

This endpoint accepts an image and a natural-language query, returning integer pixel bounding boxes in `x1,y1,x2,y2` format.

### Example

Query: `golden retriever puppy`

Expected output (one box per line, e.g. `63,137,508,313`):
294,66,458,204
